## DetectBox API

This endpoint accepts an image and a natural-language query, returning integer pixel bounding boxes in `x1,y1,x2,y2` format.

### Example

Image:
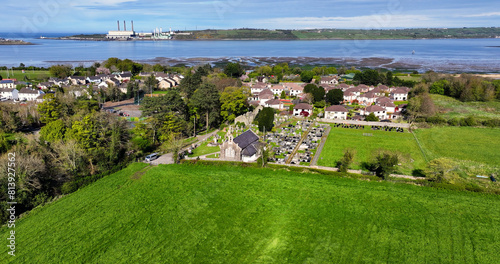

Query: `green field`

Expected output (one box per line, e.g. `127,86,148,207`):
414,127,500,172
1,163,499,263
1,70,50,81
317,126,426,174
432,94,500,120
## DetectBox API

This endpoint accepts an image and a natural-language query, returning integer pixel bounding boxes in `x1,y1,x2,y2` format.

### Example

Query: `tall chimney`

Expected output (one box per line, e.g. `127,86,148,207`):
117,20,120,31
124,20,126,31
131,20,134,32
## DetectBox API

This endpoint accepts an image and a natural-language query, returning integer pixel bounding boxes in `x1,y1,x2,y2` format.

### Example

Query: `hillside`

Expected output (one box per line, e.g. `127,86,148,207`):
2,163,499,263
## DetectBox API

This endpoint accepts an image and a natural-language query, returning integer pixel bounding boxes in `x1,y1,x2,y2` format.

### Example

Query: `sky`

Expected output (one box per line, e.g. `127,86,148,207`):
1,0,500,33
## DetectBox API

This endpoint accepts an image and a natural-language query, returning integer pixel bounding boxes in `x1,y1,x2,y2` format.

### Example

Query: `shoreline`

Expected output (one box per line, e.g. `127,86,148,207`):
41,56,500,74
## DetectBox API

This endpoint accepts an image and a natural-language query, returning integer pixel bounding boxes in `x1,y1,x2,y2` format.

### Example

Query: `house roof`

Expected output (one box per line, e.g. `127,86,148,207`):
19,88,39,94
392,88,409,94
325,105,348,112
265,99,281,105
259,88,274,96
0,88,15,93
233,130,259,151
294,103,313,110
376,97,393,104
365,105,386,112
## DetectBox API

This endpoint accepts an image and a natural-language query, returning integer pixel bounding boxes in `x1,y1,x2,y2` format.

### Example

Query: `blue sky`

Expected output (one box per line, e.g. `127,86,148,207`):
2,0,500,33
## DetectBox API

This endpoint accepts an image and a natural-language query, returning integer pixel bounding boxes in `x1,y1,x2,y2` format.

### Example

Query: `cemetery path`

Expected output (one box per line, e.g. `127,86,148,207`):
310,125,331,166
286,124,313,164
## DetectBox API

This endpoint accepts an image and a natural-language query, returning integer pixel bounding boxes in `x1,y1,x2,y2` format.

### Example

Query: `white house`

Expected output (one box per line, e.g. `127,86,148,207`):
270,84,286,96
0,80,15,89
358,91,379,106
293,103,313,117
343,92,357,103
377,101,396,113
264,99,284,110
86,76,102,84
361,105,387,120
251,82,268,94
257,88,274,106
325,105,349,120
391,87,409,101
18,88,44,101
320,76,339,85
287,83,304,97
0,88,18,100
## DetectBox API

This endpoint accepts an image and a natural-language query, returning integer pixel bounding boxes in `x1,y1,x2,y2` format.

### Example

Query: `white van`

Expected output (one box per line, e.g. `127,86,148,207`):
145,153,159,162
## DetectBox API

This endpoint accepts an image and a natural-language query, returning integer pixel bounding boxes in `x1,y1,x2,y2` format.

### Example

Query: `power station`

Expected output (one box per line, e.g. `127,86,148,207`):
106,21,191,40
106,20,136,39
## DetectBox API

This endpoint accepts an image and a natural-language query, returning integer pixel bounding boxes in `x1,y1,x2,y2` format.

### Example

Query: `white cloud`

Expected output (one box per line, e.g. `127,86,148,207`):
251,15,433,29
461,12,500,18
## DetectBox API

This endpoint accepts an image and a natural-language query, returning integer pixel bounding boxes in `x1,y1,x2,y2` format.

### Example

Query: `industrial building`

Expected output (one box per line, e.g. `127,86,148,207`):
107,20,135,39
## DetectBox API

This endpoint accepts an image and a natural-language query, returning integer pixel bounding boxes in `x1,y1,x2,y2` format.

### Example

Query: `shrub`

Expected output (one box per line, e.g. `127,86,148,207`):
460,116,477,127
447,118,460,126
426,115,447,125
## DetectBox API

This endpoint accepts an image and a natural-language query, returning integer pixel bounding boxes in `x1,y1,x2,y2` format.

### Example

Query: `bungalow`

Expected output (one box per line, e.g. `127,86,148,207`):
0,88,18,100
293,103,313,117
159,78,177,89
18,88,43,101
256,76,268,83
68,76,87,85
116,72,132,82
320,76,339,85
360,105,387,120
325,105,349,120
86,76,102,84
0,80,15,89
391,87,409,101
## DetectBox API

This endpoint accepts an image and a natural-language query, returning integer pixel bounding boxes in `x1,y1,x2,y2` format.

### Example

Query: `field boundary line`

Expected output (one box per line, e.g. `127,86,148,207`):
411,130,429,163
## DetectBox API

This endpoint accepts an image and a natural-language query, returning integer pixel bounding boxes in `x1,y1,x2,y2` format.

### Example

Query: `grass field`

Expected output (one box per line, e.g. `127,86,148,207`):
1,163,499,263
188,139,219,157
431,94,500,120
414,127,500,173
1,70,50,81
317,126,426,174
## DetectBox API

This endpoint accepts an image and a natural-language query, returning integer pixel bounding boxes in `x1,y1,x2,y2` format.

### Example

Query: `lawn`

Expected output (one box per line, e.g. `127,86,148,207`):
431,94,500,120
317,126,426,174
188,139,219,157
1,163,499,263
414,126,500,172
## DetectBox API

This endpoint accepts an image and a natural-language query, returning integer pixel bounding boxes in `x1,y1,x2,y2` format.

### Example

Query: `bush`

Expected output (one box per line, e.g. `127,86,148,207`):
482,119,500,128
460,116,477,127
415,117,426,123
426,115,447,125
447,118,460,126
61,181,78,194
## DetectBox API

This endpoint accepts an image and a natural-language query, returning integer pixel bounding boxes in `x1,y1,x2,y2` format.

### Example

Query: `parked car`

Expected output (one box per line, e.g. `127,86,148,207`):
145,153,159,162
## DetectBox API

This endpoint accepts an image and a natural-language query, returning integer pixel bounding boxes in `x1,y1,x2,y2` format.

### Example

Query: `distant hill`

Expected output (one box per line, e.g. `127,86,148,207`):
1,163,499,263
177,27,500,40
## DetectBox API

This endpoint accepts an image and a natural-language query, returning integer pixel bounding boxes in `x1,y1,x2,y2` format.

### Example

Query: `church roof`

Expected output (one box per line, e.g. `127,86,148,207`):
233,130,259,151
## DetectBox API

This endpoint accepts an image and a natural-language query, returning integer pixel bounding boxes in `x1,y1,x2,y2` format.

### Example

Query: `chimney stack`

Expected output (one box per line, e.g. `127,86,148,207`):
124,20,126,31
117,20,120,31
131,20,134,32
